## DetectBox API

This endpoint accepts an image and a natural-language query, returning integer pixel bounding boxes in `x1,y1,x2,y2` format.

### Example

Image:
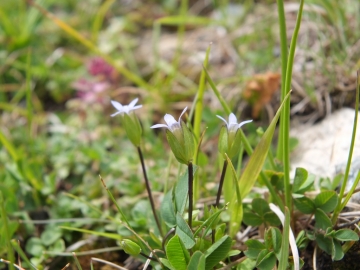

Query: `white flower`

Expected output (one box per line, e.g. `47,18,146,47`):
216,113,252,133
150,107,187,133
110,98,142,117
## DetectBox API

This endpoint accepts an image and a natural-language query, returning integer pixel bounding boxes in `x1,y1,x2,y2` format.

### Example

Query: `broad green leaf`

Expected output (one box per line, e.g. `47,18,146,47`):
265,228,282,254
41,228,62,246
160,258,176,270
48,239,65,253
243,212,263,226
294,196,316,214
244,239,266,259
25,237,44,257
176,213,195,249
314,191,338,213
187,251,205,270
292,167,310,193
161,188,176,228
204,235,232,270
332,239,344,261
237,258,257,270
256,250,276,270
263,212,281,226
166,235,190,270
316,234,333,256
334,229,359,241
252,198,270,217
315,209,332,230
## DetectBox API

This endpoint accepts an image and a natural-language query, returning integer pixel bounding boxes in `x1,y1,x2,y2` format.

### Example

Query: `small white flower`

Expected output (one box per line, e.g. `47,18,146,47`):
151,107,187,133
110,98,142,117
216,113,252,133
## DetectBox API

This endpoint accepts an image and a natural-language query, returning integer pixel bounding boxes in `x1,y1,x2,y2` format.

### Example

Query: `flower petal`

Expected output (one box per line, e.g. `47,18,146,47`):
131,105,142,111
228,113,238,125
150,124,169,129
178,107,188,122
111,100,124,111
128,98,139,108
238,120,253,129
216,115,228,125
110,111,123,117
164,114,177,127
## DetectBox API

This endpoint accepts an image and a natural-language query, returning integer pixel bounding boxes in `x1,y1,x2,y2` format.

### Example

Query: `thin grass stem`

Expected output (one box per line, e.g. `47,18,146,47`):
137,147,163,237
188,162,194,229
216,160,228,207
0,192,15,270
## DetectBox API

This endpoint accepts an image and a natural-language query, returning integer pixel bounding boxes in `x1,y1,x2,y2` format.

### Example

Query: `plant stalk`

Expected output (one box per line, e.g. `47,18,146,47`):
137,147,163,237
188,162,194,229
216,160,228,207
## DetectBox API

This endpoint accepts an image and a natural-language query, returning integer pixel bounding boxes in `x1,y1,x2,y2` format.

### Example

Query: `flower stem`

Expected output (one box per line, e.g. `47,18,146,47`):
216,160,228,207
188,162,193,229
137,147,163,237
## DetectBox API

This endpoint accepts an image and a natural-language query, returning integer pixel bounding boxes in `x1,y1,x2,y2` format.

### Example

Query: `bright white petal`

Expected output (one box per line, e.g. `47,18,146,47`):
228,113,238,125
164,114,177,127
110,111,122,117
216,115,228,125
150,124,169,129
131,105,142,110
111,100,124,111
178,107,188,122
238,120,253,129
128,98,139,108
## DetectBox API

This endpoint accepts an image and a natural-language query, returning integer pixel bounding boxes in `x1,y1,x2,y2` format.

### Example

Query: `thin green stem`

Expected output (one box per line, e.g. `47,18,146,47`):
0,192,15,270
282,0,305,212
137,147,163,237
332,71,360,224
216,160,228,207
276,0,288,161
188,162,193,229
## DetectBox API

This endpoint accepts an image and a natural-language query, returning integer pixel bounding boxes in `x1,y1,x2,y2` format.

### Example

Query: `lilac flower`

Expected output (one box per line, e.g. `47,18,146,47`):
110,98,142,117
216,113,252,134
150,107,187,133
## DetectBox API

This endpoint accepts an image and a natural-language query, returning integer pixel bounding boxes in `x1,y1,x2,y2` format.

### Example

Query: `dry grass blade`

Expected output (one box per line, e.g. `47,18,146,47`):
91,257,129,270
0,259,26,270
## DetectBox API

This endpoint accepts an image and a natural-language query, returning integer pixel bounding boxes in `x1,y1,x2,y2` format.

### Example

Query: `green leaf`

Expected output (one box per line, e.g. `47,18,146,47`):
40,228,62,246
334,229,359,241
243,212,263,226
204,235,232,270
237,258,257,270
332,239,344,261
315,208,332,230
235,91,291,214
278,207,290,270
252,198,270,218
292,167,309,193
314,191,338,213
176,213,195,249
187,251,205,270
263,212,281,226
25,237,44,257
294,196,316,214
244,239,266,259
161,188,176,228
166,235,190,270
194,205,226,238
316,234,333,256
160,258,176,270
256,250,276,270
265,228,282,254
